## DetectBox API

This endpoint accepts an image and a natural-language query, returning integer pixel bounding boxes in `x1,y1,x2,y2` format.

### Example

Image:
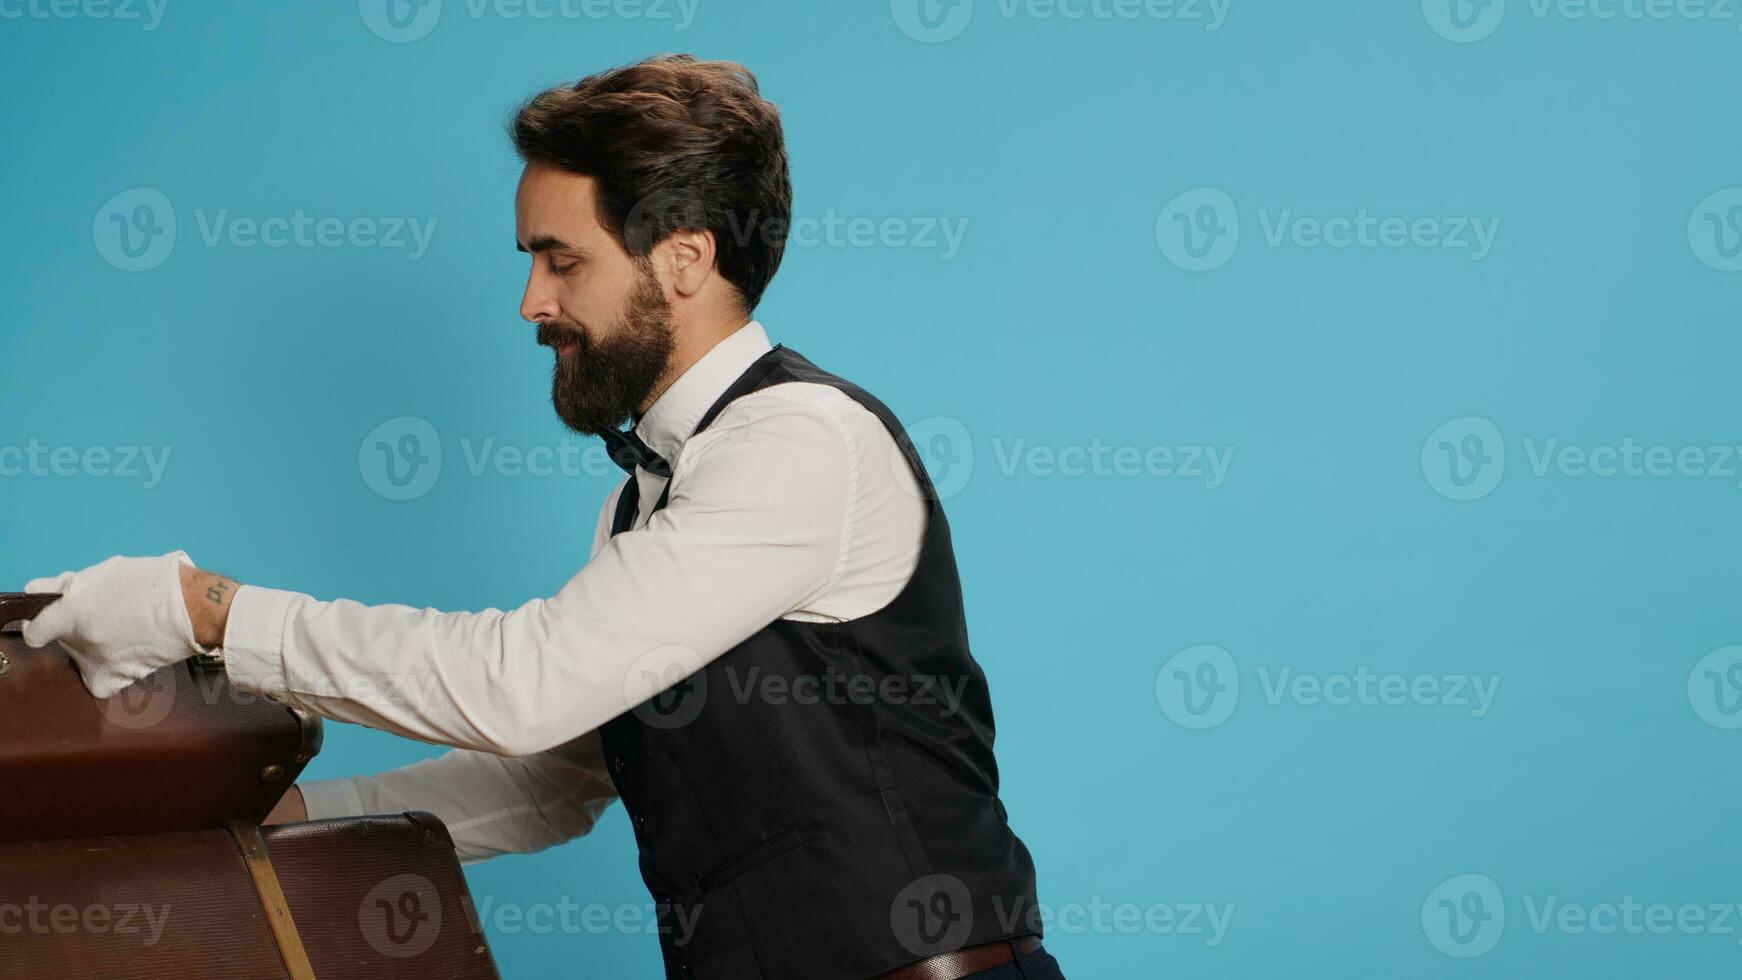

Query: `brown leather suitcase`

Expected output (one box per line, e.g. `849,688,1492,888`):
0,812,502,979
0,599,322,845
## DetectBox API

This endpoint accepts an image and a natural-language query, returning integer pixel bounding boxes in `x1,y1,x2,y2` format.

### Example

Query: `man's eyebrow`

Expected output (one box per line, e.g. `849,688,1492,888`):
517,235,581,254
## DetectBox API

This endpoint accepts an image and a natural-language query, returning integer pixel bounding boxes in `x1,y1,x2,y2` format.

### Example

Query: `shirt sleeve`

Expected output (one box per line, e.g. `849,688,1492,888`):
289,483,632,864
298,730,620,865
219,399,852,758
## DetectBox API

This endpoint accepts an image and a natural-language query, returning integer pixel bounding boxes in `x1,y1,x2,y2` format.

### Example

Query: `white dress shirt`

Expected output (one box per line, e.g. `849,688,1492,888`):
226,320,928,863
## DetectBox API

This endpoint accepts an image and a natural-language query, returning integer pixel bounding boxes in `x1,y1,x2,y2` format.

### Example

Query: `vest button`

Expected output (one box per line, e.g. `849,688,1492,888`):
613,756,625,773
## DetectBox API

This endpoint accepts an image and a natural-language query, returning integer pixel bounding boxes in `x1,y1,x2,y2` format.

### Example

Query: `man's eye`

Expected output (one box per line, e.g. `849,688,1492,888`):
550,259,579,275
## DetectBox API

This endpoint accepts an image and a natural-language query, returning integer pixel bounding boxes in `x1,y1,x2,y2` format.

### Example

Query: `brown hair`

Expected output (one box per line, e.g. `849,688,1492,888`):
508,54,792,312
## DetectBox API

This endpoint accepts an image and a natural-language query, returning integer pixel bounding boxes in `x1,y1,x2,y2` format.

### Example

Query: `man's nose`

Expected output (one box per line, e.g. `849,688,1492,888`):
520,273,559,324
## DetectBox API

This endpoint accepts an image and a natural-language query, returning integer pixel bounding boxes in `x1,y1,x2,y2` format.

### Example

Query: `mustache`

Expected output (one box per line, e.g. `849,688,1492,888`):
536,321,585,348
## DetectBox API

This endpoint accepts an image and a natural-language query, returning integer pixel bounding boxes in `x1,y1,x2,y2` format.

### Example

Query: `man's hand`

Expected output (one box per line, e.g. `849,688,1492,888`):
21,552,212,699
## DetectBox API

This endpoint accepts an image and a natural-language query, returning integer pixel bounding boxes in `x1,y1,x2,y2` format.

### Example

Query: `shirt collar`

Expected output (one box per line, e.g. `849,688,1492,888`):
635,320,772,464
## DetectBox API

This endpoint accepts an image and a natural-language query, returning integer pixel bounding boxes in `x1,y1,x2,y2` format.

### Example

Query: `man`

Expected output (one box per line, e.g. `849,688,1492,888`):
22,55,1062,980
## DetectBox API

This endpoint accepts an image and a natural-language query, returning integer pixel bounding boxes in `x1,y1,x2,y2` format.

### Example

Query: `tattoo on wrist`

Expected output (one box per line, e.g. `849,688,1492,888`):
204,577,238,608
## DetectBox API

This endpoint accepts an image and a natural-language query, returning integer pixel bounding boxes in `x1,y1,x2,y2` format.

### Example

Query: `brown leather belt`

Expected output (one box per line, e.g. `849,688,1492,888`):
876,936,1044,980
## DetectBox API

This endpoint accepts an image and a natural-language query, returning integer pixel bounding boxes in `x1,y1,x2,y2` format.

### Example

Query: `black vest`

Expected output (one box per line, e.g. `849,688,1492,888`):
598,346,1040,979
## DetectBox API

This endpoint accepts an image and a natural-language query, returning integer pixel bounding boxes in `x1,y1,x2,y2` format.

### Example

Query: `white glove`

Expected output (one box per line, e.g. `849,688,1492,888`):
21,551,203,699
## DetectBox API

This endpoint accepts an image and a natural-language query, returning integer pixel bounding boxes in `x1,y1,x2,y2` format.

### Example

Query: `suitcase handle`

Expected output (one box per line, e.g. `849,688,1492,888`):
0,593,60,635
0,594,222,684
0,595,61,678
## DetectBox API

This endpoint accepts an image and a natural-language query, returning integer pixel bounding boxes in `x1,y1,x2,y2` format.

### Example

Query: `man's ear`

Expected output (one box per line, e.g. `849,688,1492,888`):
656,227,717,299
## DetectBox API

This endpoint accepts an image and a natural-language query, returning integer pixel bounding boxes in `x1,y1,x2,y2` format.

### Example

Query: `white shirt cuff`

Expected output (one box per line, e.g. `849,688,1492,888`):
297,777,368,821
220,583,300,700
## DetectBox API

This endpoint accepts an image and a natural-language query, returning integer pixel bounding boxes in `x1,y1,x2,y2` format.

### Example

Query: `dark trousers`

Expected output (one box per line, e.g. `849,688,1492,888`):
963,943,1067,979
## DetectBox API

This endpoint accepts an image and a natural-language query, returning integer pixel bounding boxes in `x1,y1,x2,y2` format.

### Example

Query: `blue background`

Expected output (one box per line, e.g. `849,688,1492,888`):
3,1,1741,976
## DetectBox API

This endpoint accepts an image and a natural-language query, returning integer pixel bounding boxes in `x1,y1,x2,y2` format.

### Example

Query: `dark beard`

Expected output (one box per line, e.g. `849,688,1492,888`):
545,268,675,436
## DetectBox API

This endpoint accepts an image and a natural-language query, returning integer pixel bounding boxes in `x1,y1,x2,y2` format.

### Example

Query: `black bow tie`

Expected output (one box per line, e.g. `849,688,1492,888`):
600,425,672,478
